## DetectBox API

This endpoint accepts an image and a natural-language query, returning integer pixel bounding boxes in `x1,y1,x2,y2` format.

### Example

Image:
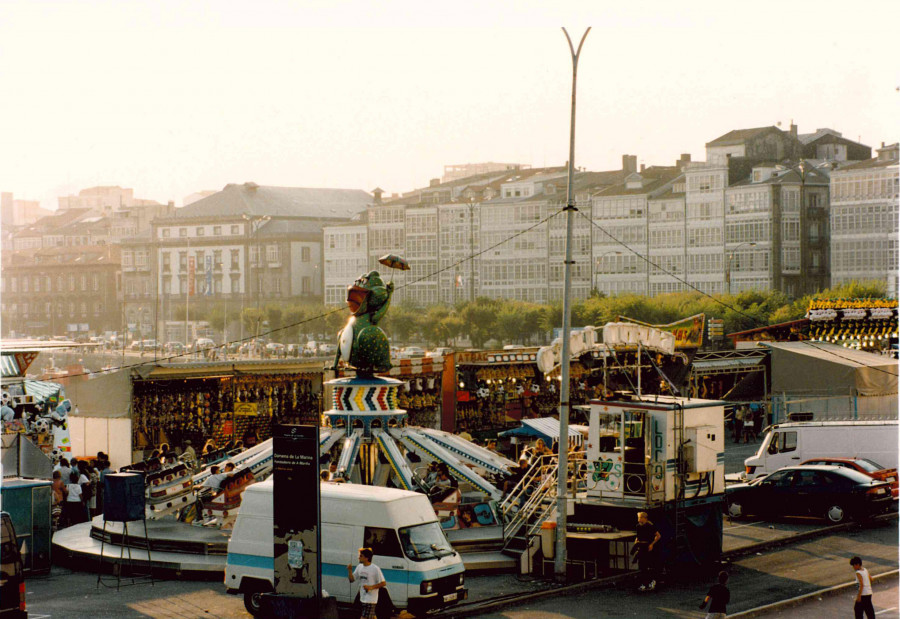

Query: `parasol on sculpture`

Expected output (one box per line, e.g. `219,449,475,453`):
378,254,410,282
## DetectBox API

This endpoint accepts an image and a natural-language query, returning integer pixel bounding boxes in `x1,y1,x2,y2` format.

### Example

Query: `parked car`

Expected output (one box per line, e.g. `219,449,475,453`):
802,457,899,499
1,512,27,618
401,346,426,358
318,343,337,356
192,338,216,352
164,342,185,355
265,343,286,357
725,465,893,524
429,347,454,358
286,344,301,358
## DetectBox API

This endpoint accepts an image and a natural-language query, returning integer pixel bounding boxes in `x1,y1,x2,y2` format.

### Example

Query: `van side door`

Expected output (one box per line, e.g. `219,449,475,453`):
765,431,799,470
322,524,355,602
364,525,409,606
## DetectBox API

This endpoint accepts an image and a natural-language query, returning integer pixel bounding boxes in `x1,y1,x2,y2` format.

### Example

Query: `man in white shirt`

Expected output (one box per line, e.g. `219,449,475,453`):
347,547,386,619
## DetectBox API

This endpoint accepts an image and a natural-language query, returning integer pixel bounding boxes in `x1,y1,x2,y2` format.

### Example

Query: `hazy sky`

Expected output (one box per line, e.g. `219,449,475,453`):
1,0,897,210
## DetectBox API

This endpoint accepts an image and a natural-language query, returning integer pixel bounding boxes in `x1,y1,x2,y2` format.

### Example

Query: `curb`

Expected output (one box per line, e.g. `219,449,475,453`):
722,511,897,561
729,568,899,618
435,571,636,618
437,513,897,618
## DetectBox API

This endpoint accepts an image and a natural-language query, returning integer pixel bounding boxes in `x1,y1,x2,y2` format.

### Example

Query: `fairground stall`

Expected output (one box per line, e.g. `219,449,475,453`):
130,359,324,459
376,353,455,431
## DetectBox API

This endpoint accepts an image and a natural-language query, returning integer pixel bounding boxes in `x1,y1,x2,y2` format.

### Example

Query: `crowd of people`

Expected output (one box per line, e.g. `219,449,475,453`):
51,452,112,532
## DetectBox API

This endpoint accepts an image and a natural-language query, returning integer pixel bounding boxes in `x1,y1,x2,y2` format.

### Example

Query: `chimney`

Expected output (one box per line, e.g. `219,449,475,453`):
429,178,441,188
371,187,384,205
640,163,646,172
678,153,691,168
622,154,637,174
790,123,798,139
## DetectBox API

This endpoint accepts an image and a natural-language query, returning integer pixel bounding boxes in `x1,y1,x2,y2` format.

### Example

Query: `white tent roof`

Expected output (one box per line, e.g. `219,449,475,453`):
763,341,898,397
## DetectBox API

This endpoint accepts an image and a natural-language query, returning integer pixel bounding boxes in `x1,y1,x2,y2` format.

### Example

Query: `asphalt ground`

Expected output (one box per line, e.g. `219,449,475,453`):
27,422,898,617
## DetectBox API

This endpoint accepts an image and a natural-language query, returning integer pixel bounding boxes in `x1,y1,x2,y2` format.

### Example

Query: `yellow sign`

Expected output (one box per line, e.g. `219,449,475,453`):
235,402,258,416
618,314,706,349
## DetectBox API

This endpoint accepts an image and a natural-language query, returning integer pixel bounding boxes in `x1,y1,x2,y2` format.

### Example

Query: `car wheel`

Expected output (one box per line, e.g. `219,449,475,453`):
243,581,273,617
825,503,847,524
727,500,745,519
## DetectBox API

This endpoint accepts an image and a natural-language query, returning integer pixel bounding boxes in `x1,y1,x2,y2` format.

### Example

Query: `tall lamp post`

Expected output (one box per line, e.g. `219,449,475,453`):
556,26,590,583
593,250,622,292
725,242,757,295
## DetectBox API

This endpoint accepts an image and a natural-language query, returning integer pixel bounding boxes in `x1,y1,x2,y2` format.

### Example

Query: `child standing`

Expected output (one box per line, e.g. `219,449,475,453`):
850,556,875,619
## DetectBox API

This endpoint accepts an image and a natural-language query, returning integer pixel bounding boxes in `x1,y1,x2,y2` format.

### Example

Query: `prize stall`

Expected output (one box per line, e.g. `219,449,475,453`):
130,359,324,459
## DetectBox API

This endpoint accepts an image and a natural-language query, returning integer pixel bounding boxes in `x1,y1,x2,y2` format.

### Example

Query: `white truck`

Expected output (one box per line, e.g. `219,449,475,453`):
225,479,467,616
743,420,899,479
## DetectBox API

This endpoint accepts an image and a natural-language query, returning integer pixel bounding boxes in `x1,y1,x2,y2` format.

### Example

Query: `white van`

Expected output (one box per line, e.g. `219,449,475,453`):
225,479,467,617
744,420,899,479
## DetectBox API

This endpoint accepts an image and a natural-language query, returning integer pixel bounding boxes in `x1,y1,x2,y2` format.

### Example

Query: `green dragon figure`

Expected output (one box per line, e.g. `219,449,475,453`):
333,270,394,376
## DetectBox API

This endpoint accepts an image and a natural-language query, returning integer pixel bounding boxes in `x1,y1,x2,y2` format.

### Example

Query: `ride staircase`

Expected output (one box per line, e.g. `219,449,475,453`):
498,454,561,557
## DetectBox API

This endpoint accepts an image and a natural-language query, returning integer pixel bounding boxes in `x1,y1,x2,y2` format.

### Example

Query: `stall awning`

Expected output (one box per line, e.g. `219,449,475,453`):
23,379,64,403
764,341,898,397
1,355,20,378
692,357,765,372
500,417,583,446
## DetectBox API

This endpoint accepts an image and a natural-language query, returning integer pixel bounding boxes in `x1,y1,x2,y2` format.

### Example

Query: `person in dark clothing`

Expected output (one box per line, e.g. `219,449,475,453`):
700,570,730,618
632,511,661,591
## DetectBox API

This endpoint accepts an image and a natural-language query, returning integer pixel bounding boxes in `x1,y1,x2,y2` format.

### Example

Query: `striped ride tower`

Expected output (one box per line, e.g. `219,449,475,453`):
325,376,407,438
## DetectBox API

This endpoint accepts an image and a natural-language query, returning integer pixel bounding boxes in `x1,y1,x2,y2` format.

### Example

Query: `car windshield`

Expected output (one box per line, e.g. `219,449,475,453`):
856,459,885,473
398,521,455,561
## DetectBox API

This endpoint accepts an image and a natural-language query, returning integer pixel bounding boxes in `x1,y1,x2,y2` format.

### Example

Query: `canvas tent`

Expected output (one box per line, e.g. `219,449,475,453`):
500,417,584,448
764,341,898,421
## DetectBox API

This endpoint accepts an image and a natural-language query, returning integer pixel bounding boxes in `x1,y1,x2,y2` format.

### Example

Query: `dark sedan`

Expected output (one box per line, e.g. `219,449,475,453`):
725,465,893,524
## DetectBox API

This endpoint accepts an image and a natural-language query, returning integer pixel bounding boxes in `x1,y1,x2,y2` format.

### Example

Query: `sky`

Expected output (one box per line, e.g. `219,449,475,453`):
1,0,897,210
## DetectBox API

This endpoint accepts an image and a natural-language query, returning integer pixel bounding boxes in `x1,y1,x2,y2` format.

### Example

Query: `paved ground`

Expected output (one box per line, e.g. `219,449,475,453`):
453,518,898,618
751,574,898,618
27,517,897,619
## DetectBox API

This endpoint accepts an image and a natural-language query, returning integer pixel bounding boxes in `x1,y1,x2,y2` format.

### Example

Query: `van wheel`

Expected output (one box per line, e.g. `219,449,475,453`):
825,503,847,524
243,581,273,617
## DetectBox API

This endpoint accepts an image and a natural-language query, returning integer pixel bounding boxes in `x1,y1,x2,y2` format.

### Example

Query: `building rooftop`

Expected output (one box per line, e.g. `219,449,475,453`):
593,166,682,197
168,183,372,220
706,126,782,147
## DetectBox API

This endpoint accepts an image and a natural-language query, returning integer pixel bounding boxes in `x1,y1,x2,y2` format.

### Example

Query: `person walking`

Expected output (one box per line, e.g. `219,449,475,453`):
850,556,875,619
699,570,730,618
732,406,744,443
632,511,661,591
347,547,387,619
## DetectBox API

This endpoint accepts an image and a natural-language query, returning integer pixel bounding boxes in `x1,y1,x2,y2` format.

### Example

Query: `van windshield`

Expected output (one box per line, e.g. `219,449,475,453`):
398,522,455,561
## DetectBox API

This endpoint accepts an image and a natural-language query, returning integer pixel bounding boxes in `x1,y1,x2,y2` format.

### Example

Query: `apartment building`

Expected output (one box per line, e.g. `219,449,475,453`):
0,245,121,336
324,164,631,306
830,143,899,296
122,182,370,340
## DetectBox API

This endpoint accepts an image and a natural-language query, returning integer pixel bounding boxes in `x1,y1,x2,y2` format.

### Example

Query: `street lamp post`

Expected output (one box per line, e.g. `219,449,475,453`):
593,250,622,292
726,242,757,295
556,26,590,583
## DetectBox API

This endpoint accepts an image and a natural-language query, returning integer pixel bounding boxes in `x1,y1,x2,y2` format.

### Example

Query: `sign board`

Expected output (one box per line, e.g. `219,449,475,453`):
619,314,705,349
222,419,234,436
235,402,258,416
273,424,321,599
